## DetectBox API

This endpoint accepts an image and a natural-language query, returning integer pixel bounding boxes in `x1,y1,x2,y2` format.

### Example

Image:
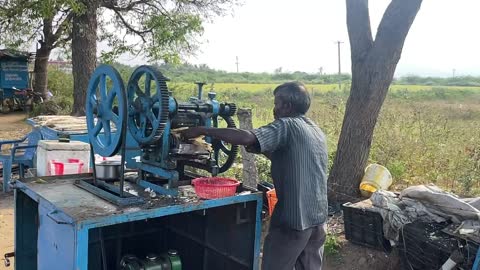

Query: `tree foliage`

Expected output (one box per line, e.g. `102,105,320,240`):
98,0,239,63
102,62,352,84
396,75,480,87
0,0,82,50
69,0,240,115
0,0,83,97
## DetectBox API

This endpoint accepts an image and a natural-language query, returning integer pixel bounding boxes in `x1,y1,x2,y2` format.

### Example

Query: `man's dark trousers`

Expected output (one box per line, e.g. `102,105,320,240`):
261,224,327,270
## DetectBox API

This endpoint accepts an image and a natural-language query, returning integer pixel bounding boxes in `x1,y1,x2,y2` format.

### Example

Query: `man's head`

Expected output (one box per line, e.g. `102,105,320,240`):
273,81,311,119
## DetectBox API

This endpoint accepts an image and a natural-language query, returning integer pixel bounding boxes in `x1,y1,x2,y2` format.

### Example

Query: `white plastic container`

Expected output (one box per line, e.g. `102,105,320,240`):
36,140,91,176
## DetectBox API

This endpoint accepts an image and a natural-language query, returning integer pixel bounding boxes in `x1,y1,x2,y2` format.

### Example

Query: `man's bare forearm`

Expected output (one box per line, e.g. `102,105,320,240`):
197,127,257,146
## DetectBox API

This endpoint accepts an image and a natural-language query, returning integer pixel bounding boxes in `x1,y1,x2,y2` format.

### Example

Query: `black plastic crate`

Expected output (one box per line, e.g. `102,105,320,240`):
399,221,479,270
342,200,392,252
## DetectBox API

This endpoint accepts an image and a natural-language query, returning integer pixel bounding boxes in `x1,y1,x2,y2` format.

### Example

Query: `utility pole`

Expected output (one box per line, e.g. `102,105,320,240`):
336,41,344,75
335,41,344,90
236,56,239,73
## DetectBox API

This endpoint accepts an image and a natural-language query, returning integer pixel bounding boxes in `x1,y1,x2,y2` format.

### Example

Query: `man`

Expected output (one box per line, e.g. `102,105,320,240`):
181,81,328,270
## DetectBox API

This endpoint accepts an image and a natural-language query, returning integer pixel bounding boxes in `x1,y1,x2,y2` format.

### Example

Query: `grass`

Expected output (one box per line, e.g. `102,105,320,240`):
210,84,480,196
169,82,480,94
324,234,341,256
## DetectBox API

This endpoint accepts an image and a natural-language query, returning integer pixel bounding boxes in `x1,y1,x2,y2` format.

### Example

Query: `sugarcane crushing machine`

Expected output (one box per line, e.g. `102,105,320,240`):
11,64,262,270
76,64,240,205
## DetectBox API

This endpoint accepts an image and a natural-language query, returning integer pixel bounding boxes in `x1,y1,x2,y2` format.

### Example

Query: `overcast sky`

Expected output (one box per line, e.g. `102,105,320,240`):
117,0,480,77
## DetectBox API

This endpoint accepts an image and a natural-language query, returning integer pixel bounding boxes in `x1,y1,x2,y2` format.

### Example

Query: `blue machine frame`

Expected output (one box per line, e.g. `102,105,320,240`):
14,175,263,270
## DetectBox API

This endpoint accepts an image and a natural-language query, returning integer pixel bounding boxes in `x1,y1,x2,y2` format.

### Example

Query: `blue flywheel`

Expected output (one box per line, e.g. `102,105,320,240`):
127,65,169,145
85,65,127,157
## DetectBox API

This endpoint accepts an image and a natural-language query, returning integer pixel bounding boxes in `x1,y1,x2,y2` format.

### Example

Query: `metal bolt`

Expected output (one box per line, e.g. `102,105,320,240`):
146,253,158,261
208,92,216,100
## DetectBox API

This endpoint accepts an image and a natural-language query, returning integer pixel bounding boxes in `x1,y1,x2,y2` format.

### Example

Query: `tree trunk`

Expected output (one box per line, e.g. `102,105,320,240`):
33,45,51,97
71,1,98,116
33,18,54,98
328,0,423,203
328,65,391,202
238,108,259,188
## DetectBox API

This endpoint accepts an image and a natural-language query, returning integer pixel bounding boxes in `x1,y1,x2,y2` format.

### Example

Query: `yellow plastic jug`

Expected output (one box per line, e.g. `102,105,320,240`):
359,164,393,197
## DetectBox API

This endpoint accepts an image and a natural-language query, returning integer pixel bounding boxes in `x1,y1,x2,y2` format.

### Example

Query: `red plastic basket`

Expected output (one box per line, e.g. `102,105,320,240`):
192,177,240,199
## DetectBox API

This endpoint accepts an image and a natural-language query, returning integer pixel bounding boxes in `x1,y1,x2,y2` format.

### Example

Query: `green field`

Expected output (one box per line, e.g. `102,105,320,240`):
174,83,480,195
168,82,480,93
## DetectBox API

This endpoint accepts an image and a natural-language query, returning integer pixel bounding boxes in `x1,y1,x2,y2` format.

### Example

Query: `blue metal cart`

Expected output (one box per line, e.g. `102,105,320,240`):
13,174,262,270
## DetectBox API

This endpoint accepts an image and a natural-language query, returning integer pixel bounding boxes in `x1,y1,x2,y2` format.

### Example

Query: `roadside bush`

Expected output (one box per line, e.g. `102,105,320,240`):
30,97,71,117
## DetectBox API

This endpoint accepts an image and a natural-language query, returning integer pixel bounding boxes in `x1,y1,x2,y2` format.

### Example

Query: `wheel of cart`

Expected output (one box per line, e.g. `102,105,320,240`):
0,88,26,113
0,88,14,114
11,87,41,113
12,87,27,111
23,88,44,113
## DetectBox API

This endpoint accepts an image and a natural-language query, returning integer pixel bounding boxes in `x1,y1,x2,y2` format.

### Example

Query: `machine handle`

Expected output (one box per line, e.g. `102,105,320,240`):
3,252,14,267
47,210,72,225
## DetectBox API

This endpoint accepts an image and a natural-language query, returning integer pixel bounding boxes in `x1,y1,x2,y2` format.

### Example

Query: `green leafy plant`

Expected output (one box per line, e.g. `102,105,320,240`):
324,234,340,256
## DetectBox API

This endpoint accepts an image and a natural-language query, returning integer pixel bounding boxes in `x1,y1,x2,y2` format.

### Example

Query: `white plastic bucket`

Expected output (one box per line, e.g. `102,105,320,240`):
359,164,393,197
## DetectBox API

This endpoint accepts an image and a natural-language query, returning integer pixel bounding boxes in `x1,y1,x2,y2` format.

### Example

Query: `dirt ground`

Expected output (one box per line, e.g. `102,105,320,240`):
0,113,29,269
323,236,401,270
322,213,401,270
0,113,400,269
0,113,31,142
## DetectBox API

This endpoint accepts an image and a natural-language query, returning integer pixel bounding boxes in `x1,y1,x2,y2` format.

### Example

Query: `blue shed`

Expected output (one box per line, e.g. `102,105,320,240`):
0,49,31,91
0,49,32,112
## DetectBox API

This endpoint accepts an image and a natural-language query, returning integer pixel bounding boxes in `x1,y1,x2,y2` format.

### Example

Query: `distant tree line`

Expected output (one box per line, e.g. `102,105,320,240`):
113,62,352,84
112,62,480,86
394,75,480,87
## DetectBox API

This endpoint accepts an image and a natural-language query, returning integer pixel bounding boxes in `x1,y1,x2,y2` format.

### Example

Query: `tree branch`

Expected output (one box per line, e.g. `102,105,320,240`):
372,0,423,63
52,30,73,48
53,8,70,29
346,0,373,63
29,25,43,41
102,0,150,11
112,9,150,41
51,11,74,45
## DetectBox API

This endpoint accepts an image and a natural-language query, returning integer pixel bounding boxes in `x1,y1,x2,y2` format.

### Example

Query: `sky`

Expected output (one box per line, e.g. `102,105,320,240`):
116,0,480,77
